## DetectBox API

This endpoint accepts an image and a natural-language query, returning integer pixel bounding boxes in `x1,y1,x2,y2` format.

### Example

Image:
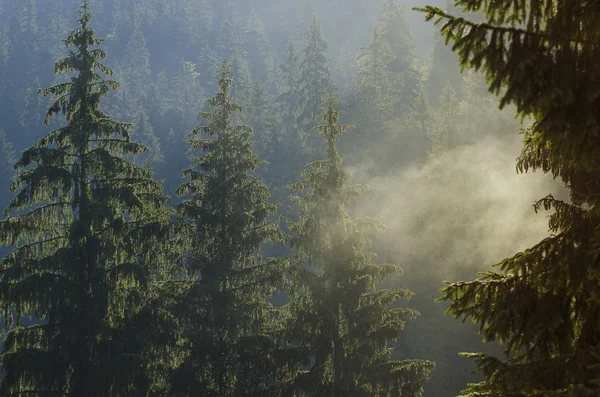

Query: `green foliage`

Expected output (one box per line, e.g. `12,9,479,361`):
172,61,297,397
417,1,600,395
349,0,423,170
425,0,465,104
279,38,301,129
132,110,164,168
171,60,203,132
427,82,459,162
122,25,152,104
0,4,171,395
288,95,435,396
243,9,274,82
296,14,335,151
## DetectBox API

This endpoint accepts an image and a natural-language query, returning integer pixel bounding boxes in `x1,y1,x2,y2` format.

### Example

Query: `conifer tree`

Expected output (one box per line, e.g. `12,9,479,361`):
278,38,301,129
0,4,170,395
427,82,459,162
417,1,600,395
243,9,273,82
132,110,163,168
294,0,316,45
356,0,420,117
250,79,276,159
171,60,203,132
16,0,39,71
296,15,334,139
42,0,70,64
264,39,306,207
173,61,297,397
374,82,432,172
214,20,243,70
288,95,435,397
230,51,254,123
164,60,204,188
122,24,152,105
374,0,421,111
350,0,422,168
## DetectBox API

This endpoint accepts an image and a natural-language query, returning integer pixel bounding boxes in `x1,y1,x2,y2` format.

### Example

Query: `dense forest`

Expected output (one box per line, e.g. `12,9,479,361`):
0,0,598,396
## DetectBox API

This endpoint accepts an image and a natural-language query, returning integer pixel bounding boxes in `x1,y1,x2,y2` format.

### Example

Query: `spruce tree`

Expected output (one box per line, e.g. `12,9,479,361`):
249,79,276,160
356,0,420,118
267,39,306,207
350,0,422,169
171,60,203,133
294,0,317,45
243,9,273,82
230,51,254,123
375,0,421,112
122,23,152,105
173,62,296,397
427,82,459,162
417,1,600,395
288,95,435,397
296,15,334,141
132,110,163,168
0,4,170,395
278,38,301,129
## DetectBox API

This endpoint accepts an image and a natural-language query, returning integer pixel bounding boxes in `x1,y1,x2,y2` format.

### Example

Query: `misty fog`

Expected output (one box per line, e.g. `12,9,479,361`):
0,0,567,396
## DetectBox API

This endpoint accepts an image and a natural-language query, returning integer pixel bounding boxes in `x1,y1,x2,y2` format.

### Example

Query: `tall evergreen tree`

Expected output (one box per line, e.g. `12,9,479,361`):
243,9,273,82
427,82,459,162
288,95,435,397
278,38,301,128
171,60,203,133
425,0,464,104
293,0,316,45
418,1,600,395
296,15,334,138
249,79,276,159
122,24,152,105
132,110,163,169
173,62,296,397
230,51,254,123
349,0,422,169
0,4,170,395
41,0,70,67
267,39,307,207
374,0,421,112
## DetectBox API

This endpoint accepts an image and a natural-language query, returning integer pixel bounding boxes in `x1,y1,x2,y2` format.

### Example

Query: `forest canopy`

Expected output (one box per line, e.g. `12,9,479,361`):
0,0,592,396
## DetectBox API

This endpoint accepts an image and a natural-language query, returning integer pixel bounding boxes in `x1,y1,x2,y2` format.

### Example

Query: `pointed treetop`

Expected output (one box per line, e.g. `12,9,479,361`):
79,0,91,23
217,58,233,92
316,92,350,163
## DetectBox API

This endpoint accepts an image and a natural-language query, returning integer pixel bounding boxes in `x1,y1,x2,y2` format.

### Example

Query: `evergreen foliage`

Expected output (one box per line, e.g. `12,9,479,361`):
288,95,435,396
173,62,297,397
0,1,552,396
296,14,334,151
425,0,465,104
262,38,307,207
417,1,600,395
349,0,423,170
279,38,301,130
122,25,152,106
0,4,170,395
132,110,164,169
427,82,458,162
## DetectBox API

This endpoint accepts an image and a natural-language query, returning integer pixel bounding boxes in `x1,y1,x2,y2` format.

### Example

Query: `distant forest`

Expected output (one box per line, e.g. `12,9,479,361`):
0,0,597,396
